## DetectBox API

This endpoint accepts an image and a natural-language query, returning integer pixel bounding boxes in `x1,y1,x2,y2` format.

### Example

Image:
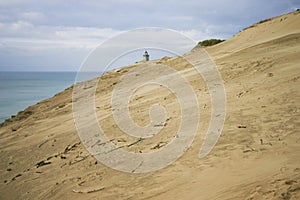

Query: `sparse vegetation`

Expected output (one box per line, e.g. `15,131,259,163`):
257,18,272,24
241,16,273,31
197,39,225,47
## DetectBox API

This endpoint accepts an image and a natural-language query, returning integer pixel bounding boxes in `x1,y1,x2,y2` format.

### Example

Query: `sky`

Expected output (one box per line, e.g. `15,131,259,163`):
0,0,299,71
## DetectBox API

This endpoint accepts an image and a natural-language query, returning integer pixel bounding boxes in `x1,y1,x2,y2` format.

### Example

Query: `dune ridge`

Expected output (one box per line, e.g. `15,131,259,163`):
0,10,300,199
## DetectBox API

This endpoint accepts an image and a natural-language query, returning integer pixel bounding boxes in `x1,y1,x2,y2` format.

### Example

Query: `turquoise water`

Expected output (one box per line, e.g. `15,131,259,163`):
0,72,98,123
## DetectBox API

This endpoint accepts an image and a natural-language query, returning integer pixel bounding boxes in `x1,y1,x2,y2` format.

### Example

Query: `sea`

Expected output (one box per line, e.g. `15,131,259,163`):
0,71,98,123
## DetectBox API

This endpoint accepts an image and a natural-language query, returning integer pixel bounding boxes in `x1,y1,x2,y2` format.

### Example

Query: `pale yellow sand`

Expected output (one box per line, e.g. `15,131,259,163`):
0,11,299,200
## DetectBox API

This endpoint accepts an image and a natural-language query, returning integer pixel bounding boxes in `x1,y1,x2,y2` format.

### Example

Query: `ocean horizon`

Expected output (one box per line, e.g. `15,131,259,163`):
0,71,99,123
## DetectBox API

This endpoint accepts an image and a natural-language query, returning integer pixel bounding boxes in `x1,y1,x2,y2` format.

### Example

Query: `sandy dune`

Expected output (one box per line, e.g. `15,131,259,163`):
0,11,300,199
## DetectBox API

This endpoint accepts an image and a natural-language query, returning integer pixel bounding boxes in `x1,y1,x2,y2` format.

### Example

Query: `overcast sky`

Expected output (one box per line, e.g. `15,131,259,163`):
0,0,299,71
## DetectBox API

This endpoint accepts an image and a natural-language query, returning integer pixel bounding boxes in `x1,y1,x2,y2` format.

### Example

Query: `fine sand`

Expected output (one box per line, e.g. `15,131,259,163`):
0,11,299,199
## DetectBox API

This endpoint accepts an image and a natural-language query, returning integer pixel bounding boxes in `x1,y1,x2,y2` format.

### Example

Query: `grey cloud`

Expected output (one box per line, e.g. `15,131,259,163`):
0,0,299,71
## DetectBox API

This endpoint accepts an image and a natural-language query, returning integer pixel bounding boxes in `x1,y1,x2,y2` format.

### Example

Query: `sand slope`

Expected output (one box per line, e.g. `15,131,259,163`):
0,11,300,199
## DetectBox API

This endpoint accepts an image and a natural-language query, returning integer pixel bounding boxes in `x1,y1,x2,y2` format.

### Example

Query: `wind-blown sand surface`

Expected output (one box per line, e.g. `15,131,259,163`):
0,11,299,199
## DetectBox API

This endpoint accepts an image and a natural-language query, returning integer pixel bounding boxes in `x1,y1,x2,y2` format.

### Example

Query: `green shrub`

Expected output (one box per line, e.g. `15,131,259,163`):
197,39,225,47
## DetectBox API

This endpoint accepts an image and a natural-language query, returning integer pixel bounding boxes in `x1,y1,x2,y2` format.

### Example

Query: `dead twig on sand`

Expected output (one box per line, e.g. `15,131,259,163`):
64,141,81,154
36,160,51,168
72,187,105,194
69,155,89,166
38,139,49,148
127,138,144,147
